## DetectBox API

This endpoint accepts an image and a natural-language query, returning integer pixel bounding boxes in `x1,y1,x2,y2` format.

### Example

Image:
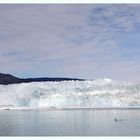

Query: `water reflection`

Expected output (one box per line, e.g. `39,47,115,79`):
0,109,140,136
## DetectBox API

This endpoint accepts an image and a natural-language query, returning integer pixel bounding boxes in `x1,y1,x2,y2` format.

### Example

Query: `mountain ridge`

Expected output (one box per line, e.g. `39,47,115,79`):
0,73,84,85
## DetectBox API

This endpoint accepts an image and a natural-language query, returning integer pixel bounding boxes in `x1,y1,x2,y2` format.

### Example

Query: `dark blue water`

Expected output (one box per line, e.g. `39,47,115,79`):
0,109,140,136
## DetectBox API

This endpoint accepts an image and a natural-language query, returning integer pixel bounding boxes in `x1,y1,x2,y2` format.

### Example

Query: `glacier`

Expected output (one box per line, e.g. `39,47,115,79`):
0,78,140,109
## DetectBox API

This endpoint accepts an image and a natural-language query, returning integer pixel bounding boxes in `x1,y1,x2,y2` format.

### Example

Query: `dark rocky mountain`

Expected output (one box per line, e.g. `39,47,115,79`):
0,73,21,85
0,73,84,85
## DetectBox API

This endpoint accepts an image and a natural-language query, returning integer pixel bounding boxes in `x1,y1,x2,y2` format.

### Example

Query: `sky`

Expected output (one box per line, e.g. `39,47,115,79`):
0,4,140,82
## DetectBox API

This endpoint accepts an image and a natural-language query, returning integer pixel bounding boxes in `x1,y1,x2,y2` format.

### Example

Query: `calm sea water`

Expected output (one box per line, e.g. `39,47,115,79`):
0,109,140,136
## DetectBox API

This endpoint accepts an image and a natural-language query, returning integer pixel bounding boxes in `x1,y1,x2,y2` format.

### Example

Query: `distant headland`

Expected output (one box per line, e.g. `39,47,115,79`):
0,73,84,85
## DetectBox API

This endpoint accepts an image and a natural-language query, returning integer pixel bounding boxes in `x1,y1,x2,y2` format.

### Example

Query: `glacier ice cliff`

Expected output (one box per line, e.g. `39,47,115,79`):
0,78,140,109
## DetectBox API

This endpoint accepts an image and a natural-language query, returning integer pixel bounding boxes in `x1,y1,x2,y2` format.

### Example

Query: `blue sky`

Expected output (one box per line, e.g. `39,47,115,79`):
0,4,140,82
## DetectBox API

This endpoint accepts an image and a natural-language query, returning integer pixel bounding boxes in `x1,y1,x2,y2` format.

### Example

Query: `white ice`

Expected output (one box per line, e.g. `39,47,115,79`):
0,78,140,109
